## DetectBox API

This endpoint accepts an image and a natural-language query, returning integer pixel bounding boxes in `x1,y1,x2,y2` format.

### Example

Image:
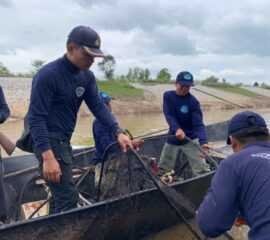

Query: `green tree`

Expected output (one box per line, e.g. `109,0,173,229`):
144,68,151,81
204,75,219,83
31,59,46,75
0,62,12,76
125,67,150,82
202,75,219,86
261,83,270,89
253,82,259,87
98,55,116,80
156,68,171,82
126,68,133,81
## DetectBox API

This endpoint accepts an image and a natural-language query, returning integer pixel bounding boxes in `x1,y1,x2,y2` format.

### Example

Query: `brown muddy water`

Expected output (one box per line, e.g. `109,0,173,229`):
0,108,269,239
0,108,269,157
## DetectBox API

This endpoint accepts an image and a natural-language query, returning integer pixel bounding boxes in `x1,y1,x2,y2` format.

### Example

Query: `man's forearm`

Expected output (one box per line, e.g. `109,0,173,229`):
41,149,54,161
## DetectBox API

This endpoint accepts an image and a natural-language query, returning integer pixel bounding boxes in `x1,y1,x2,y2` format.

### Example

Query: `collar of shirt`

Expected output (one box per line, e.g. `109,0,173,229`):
243,140,270,150
62,54,81,74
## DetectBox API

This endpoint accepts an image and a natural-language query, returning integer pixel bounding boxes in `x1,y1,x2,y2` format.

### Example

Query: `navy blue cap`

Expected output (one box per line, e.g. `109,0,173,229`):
68,26,105,57
227,111,267,144
100,92,114,104
176,71,194,86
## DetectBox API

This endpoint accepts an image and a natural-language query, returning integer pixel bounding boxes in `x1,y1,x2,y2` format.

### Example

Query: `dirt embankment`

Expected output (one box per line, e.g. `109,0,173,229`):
1,77,270,120
130,83,270,111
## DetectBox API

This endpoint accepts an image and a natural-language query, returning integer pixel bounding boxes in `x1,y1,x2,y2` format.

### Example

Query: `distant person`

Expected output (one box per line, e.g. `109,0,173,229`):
197,111,270,239
0,85,10,123
93,92,144,189
0,85,10,222
158,71,210,179
27,26,133,213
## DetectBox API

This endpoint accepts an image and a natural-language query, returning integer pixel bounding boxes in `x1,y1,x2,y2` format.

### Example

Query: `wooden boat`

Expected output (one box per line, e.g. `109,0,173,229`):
0,121,229,240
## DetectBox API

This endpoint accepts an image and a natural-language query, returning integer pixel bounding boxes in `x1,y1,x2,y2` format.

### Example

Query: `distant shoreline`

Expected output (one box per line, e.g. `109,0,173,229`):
1,77,270,120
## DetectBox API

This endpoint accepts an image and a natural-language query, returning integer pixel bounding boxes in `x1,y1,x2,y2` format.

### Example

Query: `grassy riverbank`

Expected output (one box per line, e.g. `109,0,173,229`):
97,80,144,97
202,83,259,97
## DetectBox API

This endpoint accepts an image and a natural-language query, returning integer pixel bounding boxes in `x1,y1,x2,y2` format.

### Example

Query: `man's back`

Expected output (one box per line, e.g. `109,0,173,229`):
197,141,270,239
233,141,270,239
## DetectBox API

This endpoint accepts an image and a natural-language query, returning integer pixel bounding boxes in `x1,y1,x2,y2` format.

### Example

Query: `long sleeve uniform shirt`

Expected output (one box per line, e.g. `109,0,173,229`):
163,91,207,145
28,55,119,153
197,141,270,240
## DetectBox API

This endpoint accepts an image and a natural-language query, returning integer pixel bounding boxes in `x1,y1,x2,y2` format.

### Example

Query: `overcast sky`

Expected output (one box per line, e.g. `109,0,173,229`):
0,0,270,84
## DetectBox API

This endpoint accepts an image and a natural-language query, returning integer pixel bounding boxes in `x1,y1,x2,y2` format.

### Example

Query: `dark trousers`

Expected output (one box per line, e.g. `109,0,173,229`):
0,153,7,221
34,133,79,214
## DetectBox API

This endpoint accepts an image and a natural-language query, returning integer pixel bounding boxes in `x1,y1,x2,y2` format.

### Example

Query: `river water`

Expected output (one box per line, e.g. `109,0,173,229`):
0,108,269,239
1,108,269,156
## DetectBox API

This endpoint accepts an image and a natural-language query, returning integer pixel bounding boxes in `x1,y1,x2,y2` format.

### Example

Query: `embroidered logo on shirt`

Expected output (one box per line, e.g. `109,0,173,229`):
251,153,270,160
180,105,189,113
76,87,85,98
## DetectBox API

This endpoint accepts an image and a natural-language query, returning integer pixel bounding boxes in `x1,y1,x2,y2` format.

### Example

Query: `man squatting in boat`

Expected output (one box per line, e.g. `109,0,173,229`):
197,111,270,239
92,91,144,188
28,25,133,213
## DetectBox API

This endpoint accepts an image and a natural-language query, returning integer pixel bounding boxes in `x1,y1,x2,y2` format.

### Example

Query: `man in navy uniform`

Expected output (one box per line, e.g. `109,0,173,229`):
197,111,270,239
28,26,132,213
0,86,10,124
0,85,10,222
158,71,210,179
92,92,144,190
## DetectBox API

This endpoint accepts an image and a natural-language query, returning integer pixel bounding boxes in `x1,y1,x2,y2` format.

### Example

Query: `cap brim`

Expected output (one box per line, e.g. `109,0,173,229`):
104,97,115,104
83,46,105,57
178,81,194,86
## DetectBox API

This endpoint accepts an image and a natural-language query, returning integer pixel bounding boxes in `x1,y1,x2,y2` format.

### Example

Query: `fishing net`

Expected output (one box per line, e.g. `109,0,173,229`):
96,144,155,201
94,142,205,239
93,138,246,240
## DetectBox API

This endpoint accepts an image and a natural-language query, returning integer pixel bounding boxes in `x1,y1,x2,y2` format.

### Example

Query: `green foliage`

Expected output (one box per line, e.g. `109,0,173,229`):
125,67,151,82
201,75,259,96
97,80,144,97
31,59,46,75
16,73,34,78
253,82,259,87
98,55,116,80
156,68,171,83
202,75,219,85
261,83,270,90
0,62,14,77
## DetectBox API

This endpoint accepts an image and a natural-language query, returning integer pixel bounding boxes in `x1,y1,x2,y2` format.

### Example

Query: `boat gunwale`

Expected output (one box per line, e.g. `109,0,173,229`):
0,170,214,231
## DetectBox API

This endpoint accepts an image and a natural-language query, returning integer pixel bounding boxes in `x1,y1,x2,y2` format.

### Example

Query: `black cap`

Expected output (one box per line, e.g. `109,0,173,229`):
100,91,114,104
227,111,267,144
68,26,105,57
176,71,194,86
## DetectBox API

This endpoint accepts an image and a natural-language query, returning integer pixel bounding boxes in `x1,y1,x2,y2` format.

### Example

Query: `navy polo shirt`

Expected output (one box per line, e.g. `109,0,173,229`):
0,86,10,123
28,54,119,153
197,141,270,239
163,91,207,145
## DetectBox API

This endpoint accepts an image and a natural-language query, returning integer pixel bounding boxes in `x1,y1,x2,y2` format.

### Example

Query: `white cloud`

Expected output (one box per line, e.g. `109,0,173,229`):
0,0,270,84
